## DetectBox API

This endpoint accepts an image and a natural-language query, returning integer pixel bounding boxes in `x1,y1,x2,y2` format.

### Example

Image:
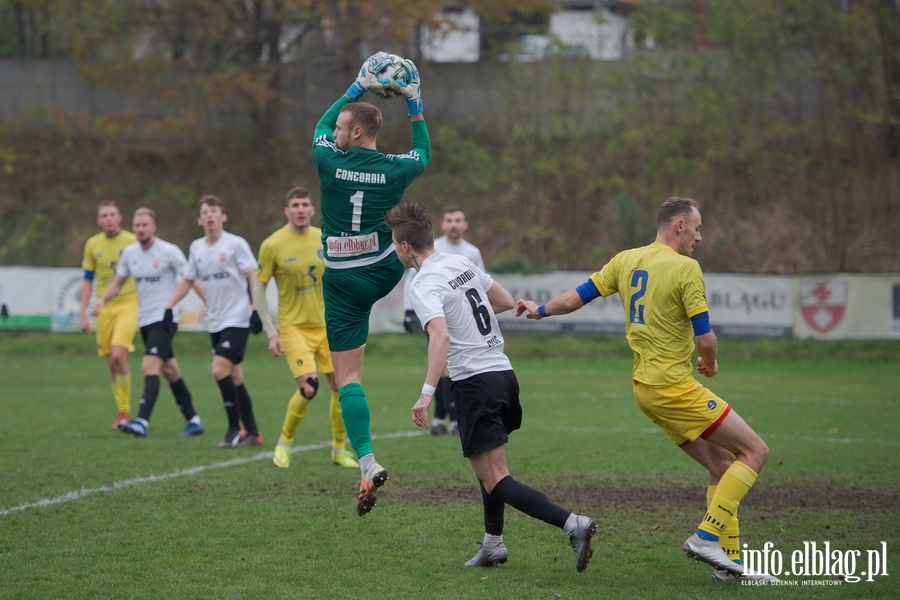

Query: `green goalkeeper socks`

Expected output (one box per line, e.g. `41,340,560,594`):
339,383,372,458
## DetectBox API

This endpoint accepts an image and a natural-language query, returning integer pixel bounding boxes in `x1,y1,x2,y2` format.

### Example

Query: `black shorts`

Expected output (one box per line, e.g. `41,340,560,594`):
452,370,522,458
210,327,250,364
140,322,175,361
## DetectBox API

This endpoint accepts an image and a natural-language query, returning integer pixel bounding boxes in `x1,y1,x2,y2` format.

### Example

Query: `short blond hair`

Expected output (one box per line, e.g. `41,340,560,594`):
133,207,156,222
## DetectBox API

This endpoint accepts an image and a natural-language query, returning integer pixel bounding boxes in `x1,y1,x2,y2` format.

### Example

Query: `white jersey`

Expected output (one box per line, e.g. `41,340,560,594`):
402,236,485,311
183,231,256,333
116,238,188,327
408,252,512,381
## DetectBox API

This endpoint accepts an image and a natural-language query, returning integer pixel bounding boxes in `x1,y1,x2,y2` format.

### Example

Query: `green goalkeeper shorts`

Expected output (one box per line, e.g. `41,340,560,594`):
323,253,405,352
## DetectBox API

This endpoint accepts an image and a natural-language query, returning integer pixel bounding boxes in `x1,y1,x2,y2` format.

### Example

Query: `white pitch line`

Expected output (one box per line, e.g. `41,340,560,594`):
0,430,425,518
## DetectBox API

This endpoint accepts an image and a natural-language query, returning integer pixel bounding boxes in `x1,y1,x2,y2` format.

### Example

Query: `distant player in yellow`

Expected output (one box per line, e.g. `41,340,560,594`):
254,187,358,469
79,200,139,429
516,196,777,583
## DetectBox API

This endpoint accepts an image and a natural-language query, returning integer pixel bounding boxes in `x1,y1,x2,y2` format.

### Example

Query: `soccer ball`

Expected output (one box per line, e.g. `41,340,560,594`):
365,52,410,99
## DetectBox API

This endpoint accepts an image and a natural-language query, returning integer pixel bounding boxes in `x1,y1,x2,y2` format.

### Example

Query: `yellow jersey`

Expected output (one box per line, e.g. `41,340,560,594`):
590,242,709,387
82,230,137,304
257,225,325,328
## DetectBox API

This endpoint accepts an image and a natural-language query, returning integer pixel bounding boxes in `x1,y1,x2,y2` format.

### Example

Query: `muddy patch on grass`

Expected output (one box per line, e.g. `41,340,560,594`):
389,474,900,513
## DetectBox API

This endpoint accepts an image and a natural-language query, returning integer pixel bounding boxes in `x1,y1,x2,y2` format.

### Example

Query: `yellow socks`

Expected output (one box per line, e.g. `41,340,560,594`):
708,484,741,560
699,461,757,538
329,389,347,451
113,374,131,413
722,516,741,561
280,390,311,445
278,388,348,452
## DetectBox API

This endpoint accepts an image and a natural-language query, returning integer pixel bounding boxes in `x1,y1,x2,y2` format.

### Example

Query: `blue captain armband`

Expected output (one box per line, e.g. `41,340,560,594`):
691,311,712,336
83,270,95,281
576,279,601,304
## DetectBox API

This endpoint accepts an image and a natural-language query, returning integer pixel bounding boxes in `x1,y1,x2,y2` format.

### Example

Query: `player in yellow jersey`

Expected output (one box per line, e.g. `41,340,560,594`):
79,200,139,430
516,197,777,583
254,187,358,469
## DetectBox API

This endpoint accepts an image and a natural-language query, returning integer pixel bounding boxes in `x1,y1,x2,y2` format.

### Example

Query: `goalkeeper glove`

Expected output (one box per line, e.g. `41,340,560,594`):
162,308,176,334
249,310,263,335
403,309,421,334
345,51,393,101
393,58,422,116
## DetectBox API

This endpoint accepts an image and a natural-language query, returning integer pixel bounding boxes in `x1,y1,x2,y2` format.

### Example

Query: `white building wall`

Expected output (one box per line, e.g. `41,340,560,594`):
420,8,480,63
550,8,630,61
420,6,630,63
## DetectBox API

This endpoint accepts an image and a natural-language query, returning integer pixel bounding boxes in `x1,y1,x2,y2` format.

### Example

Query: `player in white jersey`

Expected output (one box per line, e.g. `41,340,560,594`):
94,207,206,437
166,195,265,448
385,202,597,573
401,206,485,436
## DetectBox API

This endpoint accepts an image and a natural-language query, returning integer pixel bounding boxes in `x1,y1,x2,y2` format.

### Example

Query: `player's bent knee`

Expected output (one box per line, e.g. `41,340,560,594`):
160,363,180,381
755,440,770,469
300,376,319,399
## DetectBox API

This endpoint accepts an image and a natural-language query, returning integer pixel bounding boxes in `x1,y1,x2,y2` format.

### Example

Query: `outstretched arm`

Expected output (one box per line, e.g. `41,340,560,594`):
517,277,602,319
314,52,397,142
516,289,585,319
314,95,352,142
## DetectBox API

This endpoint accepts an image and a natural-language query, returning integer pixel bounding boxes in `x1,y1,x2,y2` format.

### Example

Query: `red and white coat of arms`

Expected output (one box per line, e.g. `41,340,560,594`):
800,280,847,333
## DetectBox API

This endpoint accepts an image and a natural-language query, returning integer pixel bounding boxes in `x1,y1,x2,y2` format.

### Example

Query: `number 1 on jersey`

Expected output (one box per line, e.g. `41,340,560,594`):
350,191,364,232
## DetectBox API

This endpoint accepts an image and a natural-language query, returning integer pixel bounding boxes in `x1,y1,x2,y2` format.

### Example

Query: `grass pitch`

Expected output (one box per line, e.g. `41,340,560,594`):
0,332,898,599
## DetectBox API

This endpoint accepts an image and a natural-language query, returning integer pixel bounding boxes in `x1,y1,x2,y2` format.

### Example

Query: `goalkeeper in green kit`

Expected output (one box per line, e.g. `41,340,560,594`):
313,52,430,516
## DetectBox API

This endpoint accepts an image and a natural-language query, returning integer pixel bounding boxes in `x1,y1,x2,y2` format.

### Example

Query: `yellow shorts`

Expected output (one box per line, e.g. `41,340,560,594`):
96,301,138,357
281,325,333,380
632,378,731,447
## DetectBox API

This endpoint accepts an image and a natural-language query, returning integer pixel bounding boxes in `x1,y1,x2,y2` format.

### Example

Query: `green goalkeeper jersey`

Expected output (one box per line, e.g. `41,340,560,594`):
313,96,431,268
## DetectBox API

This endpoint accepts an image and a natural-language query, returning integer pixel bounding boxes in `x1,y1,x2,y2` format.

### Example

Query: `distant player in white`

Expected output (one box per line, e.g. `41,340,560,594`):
94,207,206,437
0,278,8,320
386,201,596,572
166,195,264,448
401,205,485,436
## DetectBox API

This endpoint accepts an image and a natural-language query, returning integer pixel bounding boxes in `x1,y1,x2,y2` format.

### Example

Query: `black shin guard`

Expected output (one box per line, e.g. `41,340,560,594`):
480,480,505,536
491,475,569,529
